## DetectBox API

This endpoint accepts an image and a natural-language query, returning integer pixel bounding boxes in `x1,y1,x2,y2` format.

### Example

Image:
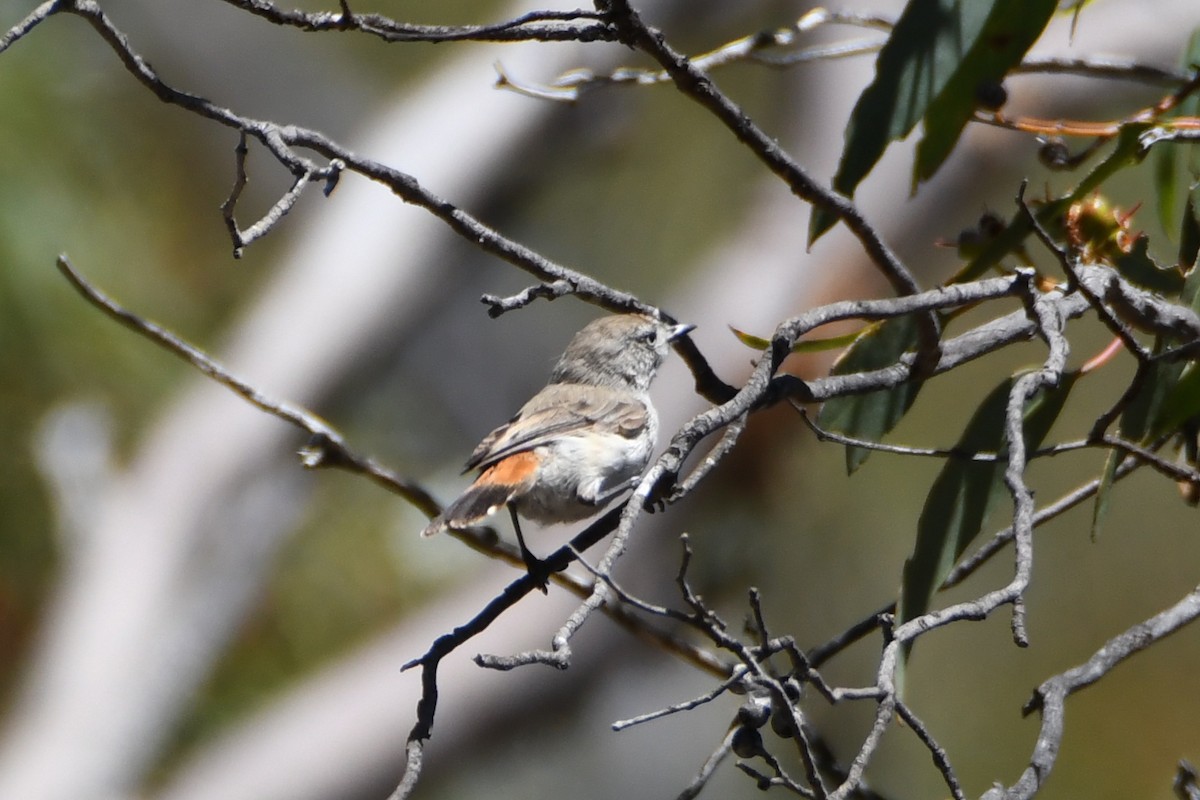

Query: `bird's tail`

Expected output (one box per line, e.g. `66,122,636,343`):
419,484,513,537
419,453,538,537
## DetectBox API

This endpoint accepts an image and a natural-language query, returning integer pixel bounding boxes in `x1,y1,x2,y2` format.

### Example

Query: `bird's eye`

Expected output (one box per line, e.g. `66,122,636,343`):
636,327,658,344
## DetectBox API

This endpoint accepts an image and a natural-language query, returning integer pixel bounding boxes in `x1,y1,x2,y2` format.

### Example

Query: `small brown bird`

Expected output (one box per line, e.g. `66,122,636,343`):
420,313,694,582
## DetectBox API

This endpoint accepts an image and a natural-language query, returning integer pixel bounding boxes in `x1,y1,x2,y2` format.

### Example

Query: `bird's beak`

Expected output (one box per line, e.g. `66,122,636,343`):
668,322,696,342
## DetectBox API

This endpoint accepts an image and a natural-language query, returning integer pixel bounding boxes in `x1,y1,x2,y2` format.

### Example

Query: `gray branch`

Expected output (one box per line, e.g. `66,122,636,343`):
983,585,1200,800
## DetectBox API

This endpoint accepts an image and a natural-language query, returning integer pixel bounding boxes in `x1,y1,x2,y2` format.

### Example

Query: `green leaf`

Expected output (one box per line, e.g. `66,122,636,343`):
1104,239,1200,524
1142,256,1200,439
729,326,772,351
1180,221,1200,308
897,371,1077,633
914,0,1058,184
1153,27,1200,239
729,325,864,354
812,0,1056,243
1092,258,1194,530
1111,235,1185,295
1127,362,1182,442
1126,359,1187,445
1091,448,1120,541
1111,253,1200,475
1180,31,1200,181
816,316,924,473
1154,138,1179,239
1180,191,1200,277
1153,363,1200,441
1059,0,1095,35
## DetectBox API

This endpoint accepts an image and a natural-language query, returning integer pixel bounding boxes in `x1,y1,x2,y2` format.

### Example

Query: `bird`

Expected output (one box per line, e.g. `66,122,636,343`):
420,313,694,585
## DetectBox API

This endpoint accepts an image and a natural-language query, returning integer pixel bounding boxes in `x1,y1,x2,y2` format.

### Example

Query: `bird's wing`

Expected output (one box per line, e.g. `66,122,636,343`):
463,384,650,472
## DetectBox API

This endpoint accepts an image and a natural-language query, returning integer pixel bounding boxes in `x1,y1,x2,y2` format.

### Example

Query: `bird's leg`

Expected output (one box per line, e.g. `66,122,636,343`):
508,503,549,593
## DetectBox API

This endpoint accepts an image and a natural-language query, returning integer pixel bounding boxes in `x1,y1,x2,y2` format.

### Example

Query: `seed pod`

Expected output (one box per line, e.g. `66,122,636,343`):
731,725,764,759
974,80,1008,111
737,697,771,730
770,705,797,739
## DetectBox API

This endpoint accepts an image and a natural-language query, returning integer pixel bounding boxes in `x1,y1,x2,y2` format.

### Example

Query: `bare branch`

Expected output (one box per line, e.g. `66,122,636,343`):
33,0,740,404
824,267,1072,800
0,0,57,53
666,411,748,502
983,585,1200,800
612,672,743,732
480,279,575,317
668,552,828,798
220,133,336,258
1014,57,1191,85
474,578,604,670
738,749,816,796
600,0,942,370
18,7,1200,800
795,404,999,459
796,260,1200,408
1004,268,1073,645
496,23,1193,102
943,453,1143,590
218,0,615,43
535,272,1095,684
1176,761,1200,800
807,605,891,670
496,7,894,101
676,728,736,800
895,701,966,800
54,254,443,514
384,739,424,800
401,505,625,737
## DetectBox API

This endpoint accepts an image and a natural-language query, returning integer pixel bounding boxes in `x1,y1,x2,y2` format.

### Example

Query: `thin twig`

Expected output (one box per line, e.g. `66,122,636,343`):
219,0,614,43
895,701,966,800
806,604,891,670
747,588,772,652
983,585,1200,800
601,0,942,372
1176,761,1200,800
220,133,330,258
747,748,817,797
0,0,57,53
666,542,829,799
795,404,997,459
384,739,424,800
943,454,1143,590
824,264,1072,800
481,280,574,317
232,169,316,255
799,399,1200,488
676,728,737,800
54,254,442,513
40,0,736,403
612,672,744,731
1013,57,1191,86
667,411,748,502
497,7,894,101
535,272,1082,686
56,253,737,683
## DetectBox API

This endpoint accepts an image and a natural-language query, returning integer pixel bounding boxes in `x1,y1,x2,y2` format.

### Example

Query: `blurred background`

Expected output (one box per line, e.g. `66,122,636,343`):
1,0,1199,798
